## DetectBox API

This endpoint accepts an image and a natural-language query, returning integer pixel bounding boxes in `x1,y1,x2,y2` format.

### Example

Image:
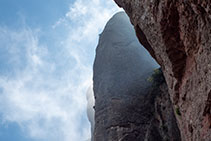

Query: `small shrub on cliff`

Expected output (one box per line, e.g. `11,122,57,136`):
175,107,181,116
147,76,153,83
147,68,165,86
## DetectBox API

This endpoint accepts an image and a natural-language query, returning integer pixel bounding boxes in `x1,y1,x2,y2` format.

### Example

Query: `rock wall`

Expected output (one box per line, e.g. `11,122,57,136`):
93,12,180,141
113,0,211,140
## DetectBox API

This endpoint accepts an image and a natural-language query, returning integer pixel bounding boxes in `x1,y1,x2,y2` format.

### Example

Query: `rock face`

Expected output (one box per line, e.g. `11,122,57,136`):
113,0,211,140
93,12,180,141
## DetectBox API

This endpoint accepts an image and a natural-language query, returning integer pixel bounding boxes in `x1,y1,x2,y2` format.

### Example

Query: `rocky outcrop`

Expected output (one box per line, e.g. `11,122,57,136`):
93,12,180,141
113,0,211,140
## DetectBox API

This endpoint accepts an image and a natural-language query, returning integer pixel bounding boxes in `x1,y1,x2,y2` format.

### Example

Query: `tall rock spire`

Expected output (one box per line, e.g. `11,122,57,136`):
92,12,180,141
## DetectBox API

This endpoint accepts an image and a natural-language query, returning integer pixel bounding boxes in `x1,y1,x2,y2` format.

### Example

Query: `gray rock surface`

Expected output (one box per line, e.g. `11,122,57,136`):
93,12,180,141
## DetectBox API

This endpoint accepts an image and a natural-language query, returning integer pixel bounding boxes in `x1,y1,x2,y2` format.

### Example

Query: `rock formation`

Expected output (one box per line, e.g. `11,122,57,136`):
113,0,211,140
93,12,180,141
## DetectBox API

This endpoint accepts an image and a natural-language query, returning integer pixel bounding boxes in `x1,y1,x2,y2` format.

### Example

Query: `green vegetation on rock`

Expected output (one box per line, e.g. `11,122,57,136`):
147,68,165,86
176,107,181,116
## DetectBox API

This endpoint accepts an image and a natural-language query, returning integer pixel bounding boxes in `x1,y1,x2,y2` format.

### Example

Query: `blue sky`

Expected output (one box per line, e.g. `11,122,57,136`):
0,0,120,141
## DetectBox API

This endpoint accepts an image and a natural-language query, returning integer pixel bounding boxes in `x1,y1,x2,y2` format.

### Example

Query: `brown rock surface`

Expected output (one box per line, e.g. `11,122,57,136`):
113,0,211,140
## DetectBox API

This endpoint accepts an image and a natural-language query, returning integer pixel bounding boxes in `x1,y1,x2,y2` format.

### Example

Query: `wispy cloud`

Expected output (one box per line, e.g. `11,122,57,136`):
53,0,121,43
0,26,91,141
0,0,120,141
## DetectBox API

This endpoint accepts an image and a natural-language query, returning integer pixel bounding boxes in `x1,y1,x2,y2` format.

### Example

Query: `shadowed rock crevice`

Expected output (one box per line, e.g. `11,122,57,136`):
135,25,157,64
159,1,187,103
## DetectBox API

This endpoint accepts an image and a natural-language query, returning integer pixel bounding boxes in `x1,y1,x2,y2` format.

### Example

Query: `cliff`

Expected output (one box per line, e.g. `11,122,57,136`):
93,12,180,141
113,0,211,140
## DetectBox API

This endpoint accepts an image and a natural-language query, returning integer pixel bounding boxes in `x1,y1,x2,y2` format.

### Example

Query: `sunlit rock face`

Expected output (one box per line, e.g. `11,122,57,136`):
113,1,211,140
93,12,180,141
86,86,95,141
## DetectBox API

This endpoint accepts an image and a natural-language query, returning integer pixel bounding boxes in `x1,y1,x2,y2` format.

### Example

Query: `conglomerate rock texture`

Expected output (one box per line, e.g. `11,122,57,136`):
93,12,180,141
113,0,211,140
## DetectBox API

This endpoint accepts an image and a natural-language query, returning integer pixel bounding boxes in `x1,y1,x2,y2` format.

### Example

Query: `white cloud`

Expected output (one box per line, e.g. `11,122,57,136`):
0,26,91,141
0,0,120,141
86,86,95,141
53,0,121,43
